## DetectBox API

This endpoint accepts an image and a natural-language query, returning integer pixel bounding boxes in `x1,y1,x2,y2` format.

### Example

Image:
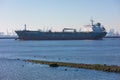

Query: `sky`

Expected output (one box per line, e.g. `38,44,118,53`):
0,0,120,34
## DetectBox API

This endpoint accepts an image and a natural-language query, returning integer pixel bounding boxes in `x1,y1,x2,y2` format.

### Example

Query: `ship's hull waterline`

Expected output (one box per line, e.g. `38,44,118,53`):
15,31,107,40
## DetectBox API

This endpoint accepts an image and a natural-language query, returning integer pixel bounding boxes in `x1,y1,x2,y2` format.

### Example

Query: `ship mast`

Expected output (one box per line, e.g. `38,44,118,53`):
24,24,26,31
91,19,94,26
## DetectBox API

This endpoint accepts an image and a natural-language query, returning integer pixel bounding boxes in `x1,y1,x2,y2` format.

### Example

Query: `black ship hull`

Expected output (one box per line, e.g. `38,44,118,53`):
15,31,107,40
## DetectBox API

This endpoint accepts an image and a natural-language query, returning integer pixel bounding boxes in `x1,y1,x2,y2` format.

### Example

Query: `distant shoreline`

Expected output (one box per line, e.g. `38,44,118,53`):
0,37,17,39
105,36,120,38
0,36,120,39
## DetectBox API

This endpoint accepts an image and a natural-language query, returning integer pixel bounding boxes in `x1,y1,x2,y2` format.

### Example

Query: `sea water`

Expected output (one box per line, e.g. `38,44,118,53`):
0,38,120,80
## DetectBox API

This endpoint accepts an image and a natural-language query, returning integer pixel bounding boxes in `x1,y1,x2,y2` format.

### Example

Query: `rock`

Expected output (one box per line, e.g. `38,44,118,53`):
17,58,20,60
49,63,59,67
22,65,24,67
65,69,67,71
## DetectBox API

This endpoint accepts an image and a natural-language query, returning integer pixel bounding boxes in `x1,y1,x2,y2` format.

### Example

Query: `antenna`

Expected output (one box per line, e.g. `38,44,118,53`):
24,24,26,31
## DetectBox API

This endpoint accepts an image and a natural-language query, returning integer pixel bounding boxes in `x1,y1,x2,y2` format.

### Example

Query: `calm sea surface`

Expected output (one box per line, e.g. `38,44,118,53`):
0,38,120,80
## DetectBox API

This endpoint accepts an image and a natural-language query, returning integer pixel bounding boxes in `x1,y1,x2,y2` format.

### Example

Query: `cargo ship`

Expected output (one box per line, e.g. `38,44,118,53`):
15,21,107,40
